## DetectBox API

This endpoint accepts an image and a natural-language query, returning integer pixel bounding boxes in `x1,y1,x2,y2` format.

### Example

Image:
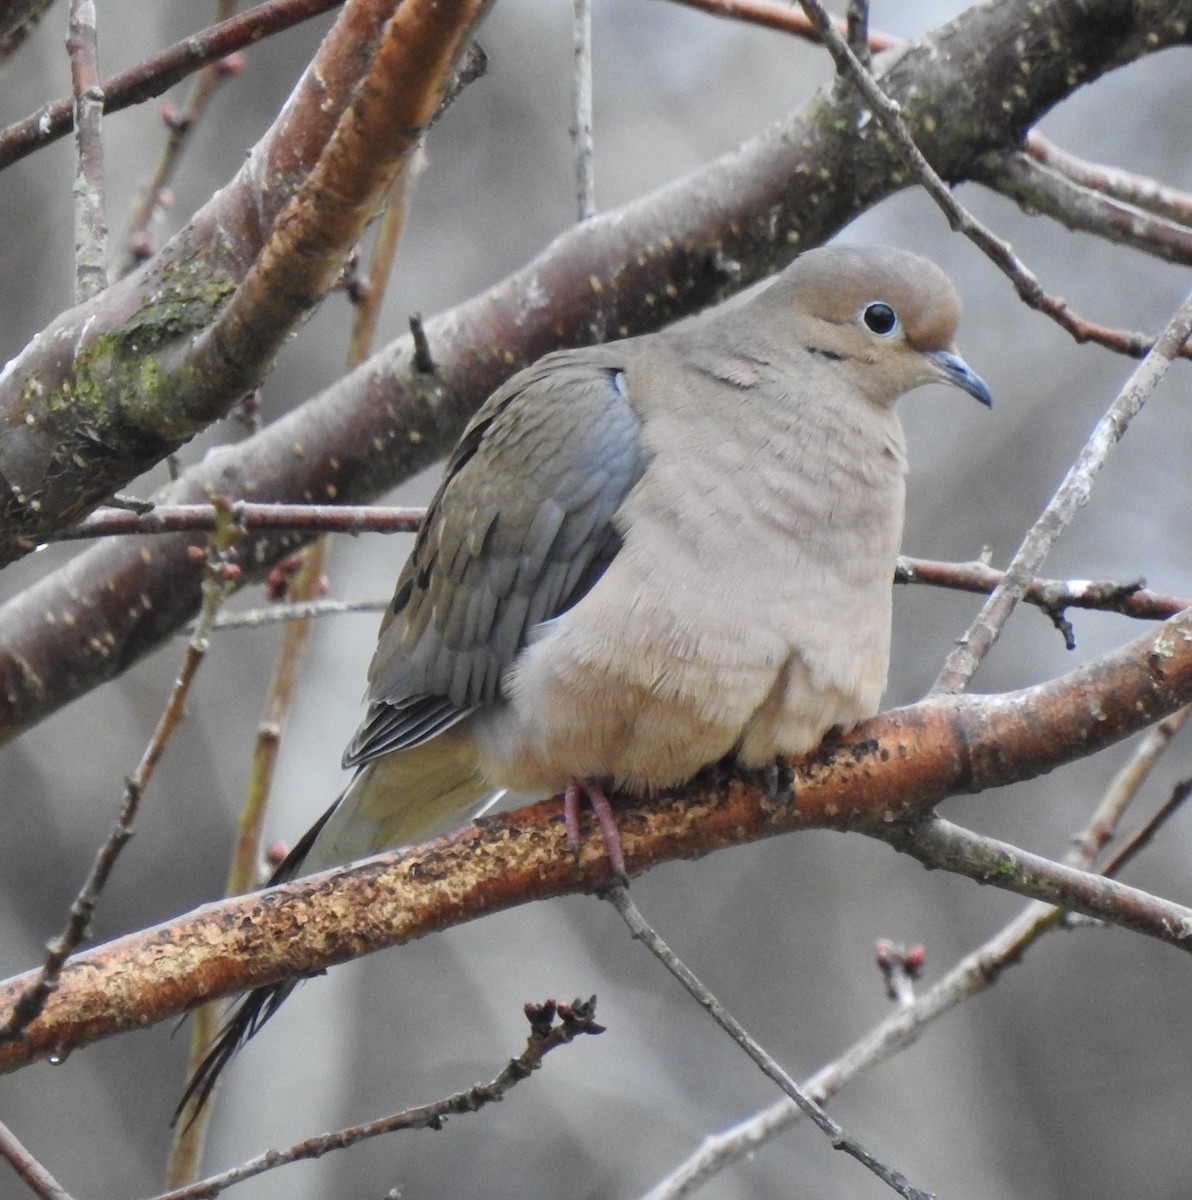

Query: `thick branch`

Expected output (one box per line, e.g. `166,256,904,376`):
0,0,473,564
1,607,1189,1073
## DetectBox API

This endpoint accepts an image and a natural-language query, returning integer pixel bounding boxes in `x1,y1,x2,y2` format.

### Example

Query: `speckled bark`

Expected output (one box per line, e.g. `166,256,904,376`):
1,607,1190,1071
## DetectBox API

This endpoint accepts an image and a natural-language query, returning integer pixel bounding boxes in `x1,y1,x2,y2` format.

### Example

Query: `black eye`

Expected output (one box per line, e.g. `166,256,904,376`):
862,302,899,336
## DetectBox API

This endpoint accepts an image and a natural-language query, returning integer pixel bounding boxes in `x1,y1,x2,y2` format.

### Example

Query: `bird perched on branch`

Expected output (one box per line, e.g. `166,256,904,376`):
178,242,991,1121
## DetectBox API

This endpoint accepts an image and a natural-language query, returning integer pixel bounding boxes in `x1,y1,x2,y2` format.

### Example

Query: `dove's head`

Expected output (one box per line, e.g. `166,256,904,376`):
765,244,992,410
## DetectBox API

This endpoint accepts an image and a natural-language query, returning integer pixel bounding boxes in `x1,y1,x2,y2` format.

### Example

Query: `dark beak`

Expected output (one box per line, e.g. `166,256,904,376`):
928,350,993,408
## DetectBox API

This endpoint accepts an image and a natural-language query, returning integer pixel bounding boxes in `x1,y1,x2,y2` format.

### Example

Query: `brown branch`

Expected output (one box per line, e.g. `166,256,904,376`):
682,0,1192,275
895,558,1188,623
184,0,490,401
642,707,1190,1200
1027,135,1192,228
0,0,432,564
1,607,1190,1074
0,0,344,172
875,815,1192,933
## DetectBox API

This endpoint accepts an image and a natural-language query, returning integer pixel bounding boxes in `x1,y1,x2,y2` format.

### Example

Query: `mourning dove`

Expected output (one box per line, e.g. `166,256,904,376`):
178,243,990,1118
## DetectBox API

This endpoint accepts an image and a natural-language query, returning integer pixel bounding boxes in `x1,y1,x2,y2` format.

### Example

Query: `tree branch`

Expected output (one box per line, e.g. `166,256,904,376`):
0,0,480,564
0,0,344,172
1,606,1189,1073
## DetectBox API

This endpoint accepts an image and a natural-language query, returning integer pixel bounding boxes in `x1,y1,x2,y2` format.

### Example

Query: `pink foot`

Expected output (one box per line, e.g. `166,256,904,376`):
563,779,627,878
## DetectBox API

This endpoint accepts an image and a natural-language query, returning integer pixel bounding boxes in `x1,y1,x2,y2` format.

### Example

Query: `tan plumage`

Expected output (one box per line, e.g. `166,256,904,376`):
178,243,990,1119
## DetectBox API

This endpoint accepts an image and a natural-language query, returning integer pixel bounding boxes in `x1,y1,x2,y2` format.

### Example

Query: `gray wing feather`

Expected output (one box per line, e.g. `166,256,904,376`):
342,346,647,769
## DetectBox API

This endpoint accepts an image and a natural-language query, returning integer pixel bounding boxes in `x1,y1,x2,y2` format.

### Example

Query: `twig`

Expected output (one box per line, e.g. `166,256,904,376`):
0,515,239,1045
204,596,386,632
875,815,1192,944
68,0,108,300
119,0,241,275
60,502,425,539
606,887,933,1200
168,543,327,1182
895,558,1187,625
1072,706,1191,866
642,709,1190,1200
982,149,1192,267
151,1000,602,1200
0,0,342,172
0,1118,74,1200
844,0,869,66
1029,137,1192,227
572,0,596,220
665,0,896,50
673,0,1192,280
931,285,1192,692
795,0,1177,357
1102,772,1192,878
59,501,1192,636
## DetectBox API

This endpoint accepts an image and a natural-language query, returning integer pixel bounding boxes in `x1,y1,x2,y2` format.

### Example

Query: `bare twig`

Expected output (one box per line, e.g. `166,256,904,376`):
0,1118,74,1200
666,0,896,50
875,814,1192,939
167,542,327,1182
0,0,343,172
895,558,1187,625
606,888,932,1200
642,710,1190,1200
153,1000,602,1200
932,286,1192,692
678,0,1192,282
1102,773,1192,878
205,596,387,632
0,516,239,1045
572,0,596,220
981,149,1192,266
1072,707,1191,865
63,500,1192,633
120,0,241,275
844,0,869,66
61,502,425,540
1028,137,1192,227
797,0,1160,357
68,0,108,299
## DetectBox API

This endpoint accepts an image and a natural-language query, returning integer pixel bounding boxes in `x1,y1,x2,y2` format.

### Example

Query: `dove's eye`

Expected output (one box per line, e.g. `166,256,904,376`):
862,302,899,336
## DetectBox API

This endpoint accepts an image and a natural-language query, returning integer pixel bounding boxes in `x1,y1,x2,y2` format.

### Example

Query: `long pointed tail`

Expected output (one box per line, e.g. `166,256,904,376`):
172,797,338,1127
173,747,497,1125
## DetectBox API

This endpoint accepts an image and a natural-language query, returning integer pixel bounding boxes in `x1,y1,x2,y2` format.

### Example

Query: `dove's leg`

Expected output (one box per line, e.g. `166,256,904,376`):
563,779,626,877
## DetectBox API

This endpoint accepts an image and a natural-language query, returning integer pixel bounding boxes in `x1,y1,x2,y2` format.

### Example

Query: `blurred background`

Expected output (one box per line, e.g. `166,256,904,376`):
1,2,1191,1197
